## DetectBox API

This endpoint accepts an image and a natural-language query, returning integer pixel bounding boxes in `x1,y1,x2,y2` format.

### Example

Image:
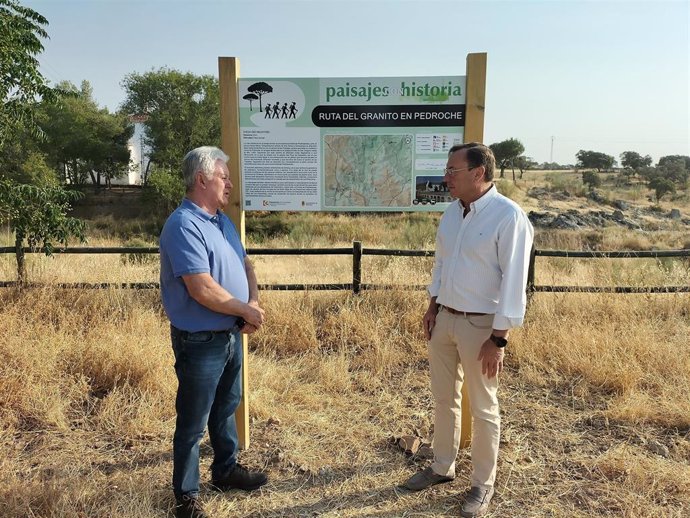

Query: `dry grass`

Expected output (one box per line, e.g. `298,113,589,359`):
1,255,688,517
1,177,689,517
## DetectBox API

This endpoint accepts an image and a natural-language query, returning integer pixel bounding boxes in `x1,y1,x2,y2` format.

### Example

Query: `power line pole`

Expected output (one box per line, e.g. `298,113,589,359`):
550,136,555,163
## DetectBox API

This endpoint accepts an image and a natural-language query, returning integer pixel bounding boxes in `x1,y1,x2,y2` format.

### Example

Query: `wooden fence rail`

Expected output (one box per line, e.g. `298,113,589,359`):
1,244,689,294
528,248,690,294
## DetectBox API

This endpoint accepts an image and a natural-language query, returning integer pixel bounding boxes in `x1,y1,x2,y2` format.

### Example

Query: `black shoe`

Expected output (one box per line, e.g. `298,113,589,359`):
403,466,454,491
211,463,268,491
460,486,495,517
175,494,208,518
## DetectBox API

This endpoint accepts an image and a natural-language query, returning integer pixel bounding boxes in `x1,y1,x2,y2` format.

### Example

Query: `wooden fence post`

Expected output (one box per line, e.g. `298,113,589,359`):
352,241,362,294
526,244,536,308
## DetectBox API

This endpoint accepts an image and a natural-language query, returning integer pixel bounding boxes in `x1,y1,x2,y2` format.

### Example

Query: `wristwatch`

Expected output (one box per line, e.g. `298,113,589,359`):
490,334,508,348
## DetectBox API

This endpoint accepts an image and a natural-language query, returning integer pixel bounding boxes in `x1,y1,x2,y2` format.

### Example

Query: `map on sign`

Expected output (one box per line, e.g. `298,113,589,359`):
323,134,414,208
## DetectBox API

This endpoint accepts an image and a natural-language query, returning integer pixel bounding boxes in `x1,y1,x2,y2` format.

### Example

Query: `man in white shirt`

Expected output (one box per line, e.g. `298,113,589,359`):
404,143,534,518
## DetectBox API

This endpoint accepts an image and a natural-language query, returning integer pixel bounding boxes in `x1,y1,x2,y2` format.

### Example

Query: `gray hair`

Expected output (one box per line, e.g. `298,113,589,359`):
182,146,229,191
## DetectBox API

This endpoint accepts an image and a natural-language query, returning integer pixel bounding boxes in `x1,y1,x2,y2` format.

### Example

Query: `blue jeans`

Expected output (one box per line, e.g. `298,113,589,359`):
170,326,243,498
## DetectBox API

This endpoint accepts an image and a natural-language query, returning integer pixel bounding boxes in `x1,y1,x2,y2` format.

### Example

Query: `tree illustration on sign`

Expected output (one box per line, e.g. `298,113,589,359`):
243,93,258,111
247,82,273,111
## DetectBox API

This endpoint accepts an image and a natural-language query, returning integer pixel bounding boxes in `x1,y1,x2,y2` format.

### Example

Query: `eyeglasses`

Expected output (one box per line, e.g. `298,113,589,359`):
443,166,475,177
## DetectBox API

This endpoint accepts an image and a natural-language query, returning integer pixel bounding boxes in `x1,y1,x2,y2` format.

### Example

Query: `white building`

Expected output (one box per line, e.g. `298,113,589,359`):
117,117,150,185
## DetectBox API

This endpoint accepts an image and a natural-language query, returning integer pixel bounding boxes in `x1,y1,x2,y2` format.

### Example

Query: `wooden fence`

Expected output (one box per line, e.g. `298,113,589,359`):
1,243,689,294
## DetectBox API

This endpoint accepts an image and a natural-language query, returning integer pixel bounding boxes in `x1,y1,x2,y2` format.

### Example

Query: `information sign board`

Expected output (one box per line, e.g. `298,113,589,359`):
238,76,465,211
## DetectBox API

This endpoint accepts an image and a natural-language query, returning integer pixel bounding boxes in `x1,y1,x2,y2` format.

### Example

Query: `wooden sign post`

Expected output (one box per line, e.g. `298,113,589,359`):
218,56,250,448
460,51,487,448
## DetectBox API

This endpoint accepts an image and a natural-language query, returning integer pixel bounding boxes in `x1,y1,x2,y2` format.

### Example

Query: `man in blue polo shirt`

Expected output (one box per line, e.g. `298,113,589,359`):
160,146,267,518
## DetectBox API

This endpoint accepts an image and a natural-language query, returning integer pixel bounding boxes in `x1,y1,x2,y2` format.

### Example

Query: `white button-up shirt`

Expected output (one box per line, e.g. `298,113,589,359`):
428,185,534,330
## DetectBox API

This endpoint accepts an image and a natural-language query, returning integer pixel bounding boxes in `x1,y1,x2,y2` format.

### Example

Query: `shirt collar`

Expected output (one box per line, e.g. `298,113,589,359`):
460,184,498,215
181,198,221,222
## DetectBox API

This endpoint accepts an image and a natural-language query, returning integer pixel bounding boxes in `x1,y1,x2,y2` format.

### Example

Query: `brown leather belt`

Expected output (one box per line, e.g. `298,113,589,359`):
440,305,488,317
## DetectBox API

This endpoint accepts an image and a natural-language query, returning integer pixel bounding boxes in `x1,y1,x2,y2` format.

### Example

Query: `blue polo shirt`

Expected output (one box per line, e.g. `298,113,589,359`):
160,198,249,332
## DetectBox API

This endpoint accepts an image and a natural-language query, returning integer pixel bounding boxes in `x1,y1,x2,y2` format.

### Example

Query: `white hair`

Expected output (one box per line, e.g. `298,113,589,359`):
182,146,229,191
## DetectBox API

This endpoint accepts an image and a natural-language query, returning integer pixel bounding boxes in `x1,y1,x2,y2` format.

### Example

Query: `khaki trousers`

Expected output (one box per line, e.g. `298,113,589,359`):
428,310,500,489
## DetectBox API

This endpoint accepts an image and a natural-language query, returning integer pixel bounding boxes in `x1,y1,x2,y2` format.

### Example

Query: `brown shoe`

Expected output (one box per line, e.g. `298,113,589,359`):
403,466,454,491
460,486,495,517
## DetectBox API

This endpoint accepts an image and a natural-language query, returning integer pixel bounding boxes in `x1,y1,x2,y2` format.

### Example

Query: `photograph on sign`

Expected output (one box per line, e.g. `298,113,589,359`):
414,175,453,206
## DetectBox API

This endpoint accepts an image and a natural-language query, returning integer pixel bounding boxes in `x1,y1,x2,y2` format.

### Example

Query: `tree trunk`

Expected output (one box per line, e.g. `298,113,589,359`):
69,160,79,184
143,159,153,185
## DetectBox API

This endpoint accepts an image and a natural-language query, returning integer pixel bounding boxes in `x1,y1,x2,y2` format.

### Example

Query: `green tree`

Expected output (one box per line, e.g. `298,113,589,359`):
489,138,525,179
582,170,601,190
38,81,132,187
658,155,690,170
658,158,688,186
638,166,658,182
143,166,185,217
0,0,61,145
0,180,86,283
120,68,220,172
648,177,676,203
515,155,537,179
620,151,652,171
576,150,616,172
641,159,689,189
0,120,57,186
540,161,569,171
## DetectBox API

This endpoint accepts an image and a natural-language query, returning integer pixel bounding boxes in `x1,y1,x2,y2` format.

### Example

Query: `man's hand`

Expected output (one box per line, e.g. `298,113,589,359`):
242,300,265,328
422,300,439,341
240,322,259,335
477,338,505,379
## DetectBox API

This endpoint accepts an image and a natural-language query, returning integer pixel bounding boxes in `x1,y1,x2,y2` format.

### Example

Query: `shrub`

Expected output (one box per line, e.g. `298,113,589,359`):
545,172,585,196
582,170,601,189
0,181,86,282
247,212,292,242
649,177,676,202
142,168,184,217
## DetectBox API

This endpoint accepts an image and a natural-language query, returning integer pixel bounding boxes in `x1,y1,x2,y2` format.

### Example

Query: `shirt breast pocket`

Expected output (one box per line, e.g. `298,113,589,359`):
461,227,496,257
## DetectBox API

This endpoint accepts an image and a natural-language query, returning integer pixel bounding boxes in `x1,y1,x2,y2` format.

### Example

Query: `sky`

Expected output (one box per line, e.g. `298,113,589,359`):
23,0,690,165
